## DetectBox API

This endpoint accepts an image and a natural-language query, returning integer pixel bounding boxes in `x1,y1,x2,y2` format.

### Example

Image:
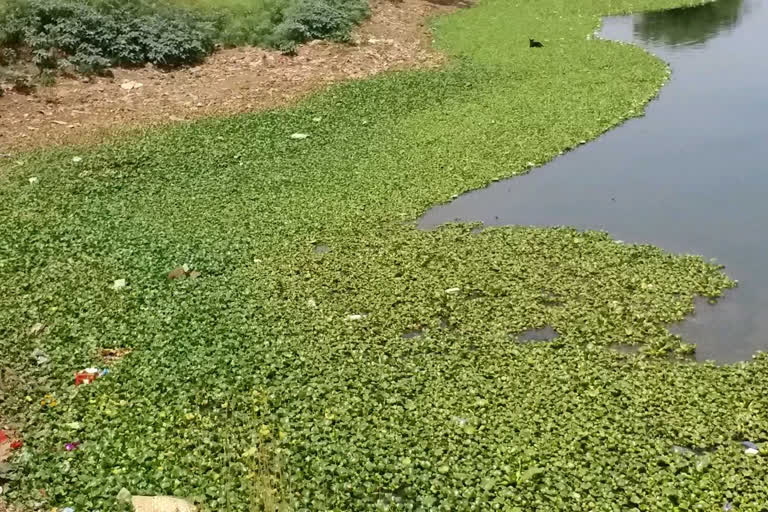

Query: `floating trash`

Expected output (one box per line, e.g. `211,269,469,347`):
346,314,364,321
65,442,80,452
132,496,197,512
101,347,132,363
290,133,309,140
402,330,422,339
741,441,759,451
31,348,50,365
29,322,46,336
112,279,127,290
445,287,460,294
28,176,39,185
74,368,102,386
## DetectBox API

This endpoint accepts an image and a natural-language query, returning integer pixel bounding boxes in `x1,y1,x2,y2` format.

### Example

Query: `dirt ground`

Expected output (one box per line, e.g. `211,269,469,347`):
0,0,462,154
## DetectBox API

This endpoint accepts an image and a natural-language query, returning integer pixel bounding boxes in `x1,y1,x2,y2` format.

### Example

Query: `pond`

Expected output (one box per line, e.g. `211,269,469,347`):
420,0,767,362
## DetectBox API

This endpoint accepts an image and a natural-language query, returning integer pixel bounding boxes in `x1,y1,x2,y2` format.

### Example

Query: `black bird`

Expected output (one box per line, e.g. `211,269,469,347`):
529,38,543,48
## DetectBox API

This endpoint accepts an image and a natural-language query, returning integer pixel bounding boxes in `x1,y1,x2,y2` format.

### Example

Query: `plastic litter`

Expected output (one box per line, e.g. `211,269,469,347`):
345,314,364,321
445,287,460,294
745,447,759,455
74,368,100,386
112,278,127,290
724,501,733,511
132,496,197,512
742,441,759,451
29,322,46,336
10,440,22,450
290,133,309,140
72,156,83,163
31,348,50,365
28,177,39,185
65,442,80,452
62,507,75,512
0,431,8,444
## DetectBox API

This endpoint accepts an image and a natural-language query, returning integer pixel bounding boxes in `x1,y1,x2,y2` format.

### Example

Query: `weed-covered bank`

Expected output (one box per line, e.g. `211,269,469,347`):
1,0,767,510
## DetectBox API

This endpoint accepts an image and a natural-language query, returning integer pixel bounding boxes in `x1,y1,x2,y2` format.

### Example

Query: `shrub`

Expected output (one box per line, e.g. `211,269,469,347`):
268,0,369,49
0,0,216,72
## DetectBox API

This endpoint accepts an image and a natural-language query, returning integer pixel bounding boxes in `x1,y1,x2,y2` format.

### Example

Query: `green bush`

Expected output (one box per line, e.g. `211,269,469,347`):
268,0,370,50
0,0,216,72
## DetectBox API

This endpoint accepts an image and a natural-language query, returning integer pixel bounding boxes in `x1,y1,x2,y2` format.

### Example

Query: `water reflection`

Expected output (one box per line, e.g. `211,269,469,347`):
634,0,745,48
420,0,768,362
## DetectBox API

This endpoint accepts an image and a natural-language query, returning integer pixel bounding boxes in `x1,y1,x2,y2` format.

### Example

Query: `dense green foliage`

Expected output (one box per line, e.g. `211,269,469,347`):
2,0,767,510
0,0,369,74
181,0,370,48
0,0,216,71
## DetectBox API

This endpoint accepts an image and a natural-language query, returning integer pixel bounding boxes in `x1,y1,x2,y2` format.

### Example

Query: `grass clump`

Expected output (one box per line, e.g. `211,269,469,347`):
2,0,767,510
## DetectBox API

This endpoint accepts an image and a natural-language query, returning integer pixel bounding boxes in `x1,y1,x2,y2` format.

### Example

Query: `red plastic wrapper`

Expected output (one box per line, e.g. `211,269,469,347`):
75,371,97,386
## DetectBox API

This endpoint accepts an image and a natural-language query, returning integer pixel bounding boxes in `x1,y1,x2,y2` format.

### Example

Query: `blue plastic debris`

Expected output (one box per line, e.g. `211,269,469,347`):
741,441,759,451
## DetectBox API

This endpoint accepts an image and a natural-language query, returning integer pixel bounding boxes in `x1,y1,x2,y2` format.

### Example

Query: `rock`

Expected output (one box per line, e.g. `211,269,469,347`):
28,176,39,185
112,279,127,290
131,496,197,512
120,81,144,91
290,133,309,140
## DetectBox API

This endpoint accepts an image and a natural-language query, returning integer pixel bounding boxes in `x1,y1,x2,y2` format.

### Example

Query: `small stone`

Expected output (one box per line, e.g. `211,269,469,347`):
445,287,460,294
120,81,143,90
112,279,127,290
28,176,39,185
290,133,309,140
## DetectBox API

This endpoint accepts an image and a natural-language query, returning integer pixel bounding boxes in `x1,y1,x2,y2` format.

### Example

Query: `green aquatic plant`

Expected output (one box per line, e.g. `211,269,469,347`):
1,0,766,510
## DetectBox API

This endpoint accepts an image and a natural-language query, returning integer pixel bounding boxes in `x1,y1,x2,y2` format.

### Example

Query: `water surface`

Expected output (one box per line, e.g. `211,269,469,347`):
420,0,767,362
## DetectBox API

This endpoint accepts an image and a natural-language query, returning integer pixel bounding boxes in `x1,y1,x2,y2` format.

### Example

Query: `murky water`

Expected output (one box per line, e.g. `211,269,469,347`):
420,0,768,362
